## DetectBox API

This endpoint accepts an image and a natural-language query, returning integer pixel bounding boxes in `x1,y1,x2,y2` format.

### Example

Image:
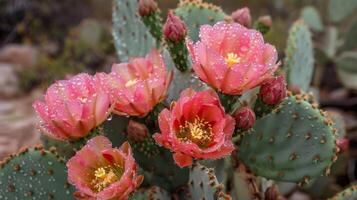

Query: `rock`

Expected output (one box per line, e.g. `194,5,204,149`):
0,91,41,160
0,64,20,98
0,44,38,69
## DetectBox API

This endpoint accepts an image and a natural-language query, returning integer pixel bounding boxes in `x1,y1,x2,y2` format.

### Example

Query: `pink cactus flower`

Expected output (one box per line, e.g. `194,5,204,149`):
33,73,111,141
259,75,287,105
67,136,144,200
96,49,173,117
234,107,256,130
153,88,235,168
163,11,187,42
187,21,279,95
231,7,252,27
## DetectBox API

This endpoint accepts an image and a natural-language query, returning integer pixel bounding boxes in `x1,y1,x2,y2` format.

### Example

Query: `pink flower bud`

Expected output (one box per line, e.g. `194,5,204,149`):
231,7,252,27
258,15,272,28
259,75,287,105
163,11,187,42
234,107,256,130
337,138,349,152
138,0,158,17
126,120,149,142
265,185,279,200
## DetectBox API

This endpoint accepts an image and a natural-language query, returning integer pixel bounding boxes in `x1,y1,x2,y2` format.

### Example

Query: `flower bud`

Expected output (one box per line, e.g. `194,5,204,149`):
231,7,252,27
126,120,149,142
138,0,158,17
337,138,349,152
265,185,279,200
259,75,287,105
163,11,187,42
234,107,256,130
258,15,272,28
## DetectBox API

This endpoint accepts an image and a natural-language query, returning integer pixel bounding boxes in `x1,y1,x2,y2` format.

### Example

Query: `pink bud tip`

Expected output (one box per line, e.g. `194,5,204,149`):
259,75,287,105
231,7,252,27
234,107,256,130
337,138,349,152
138,0,158,16
126,120,149,142
163,11,187,42
258,15,273,28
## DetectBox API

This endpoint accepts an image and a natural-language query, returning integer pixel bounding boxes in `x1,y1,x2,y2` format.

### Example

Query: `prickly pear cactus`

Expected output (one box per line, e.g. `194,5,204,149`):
285,20,314,92
238,92,337,184
175,0,227,41
328,184,357,200
328,0,357,23
0,147,75,199
188,162,230,200
112,0,157,61
130,186,171,200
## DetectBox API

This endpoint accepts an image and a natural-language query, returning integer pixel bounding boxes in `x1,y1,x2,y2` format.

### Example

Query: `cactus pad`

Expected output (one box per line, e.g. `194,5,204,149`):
328,0,357,23
285,20,314,92
188,162,231,200
174,0,227,41
113,0,157,62
328,184,357,200
130,186,171,200
0,147,75,199
238,93,337,184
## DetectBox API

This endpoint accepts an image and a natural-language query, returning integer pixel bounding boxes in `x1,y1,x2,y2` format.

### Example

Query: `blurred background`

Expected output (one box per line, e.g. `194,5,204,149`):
0,0,356,199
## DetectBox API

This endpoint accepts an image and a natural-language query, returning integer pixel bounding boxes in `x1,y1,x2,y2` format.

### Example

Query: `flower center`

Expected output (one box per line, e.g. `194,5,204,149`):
177,117,213,148
225,53,241,67
125,79,138,87
91,164,124,192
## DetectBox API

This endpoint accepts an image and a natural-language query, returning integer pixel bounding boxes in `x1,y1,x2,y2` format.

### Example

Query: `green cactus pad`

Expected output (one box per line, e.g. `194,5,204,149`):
174,0,227,41
300,6,323,32
0,147,75,199
328,184,357,200
188,162,231,200
113,0,157,62
41,127,104,160
336,51,357,90
238,93,337,184
328,0,357,23
285,20,314,92
140,12,163,42
130,186,171,200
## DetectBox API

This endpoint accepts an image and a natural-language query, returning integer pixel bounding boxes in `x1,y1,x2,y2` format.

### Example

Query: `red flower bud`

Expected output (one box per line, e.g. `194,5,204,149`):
138,0,158,17
337,138,349,152
259,75,287,105
258,15,272,28
126,120,149,142
265,185,279,200
231,7,252,27
234,107,256,130
163,11,187,42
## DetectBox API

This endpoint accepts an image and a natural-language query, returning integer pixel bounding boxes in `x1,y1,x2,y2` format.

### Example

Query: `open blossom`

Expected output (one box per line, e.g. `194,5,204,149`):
96,49,173,117
33,73,110,141
153,88,235,167
187,21,279,95
67,136,143,200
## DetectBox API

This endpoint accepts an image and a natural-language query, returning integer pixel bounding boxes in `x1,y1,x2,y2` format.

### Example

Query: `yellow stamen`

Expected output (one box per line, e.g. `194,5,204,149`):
177,117,213,148
91,165,123,192
125,79,138,87
225,53,241,67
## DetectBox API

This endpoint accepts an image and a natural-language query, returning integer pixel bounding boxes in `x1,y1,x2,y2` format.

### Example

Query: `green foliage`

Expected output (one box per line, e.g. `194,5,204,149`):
238,93,337,184
301,6,323,32
328,184,357,200
112,0,157,62
174,0,226,41
335,51,357,89
130,186,171,200
188,162,230,200
323,27,338,58
285,20,314,91
329,0,357,23
343,20,357,51
0,147,75,199
166,39,189,72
